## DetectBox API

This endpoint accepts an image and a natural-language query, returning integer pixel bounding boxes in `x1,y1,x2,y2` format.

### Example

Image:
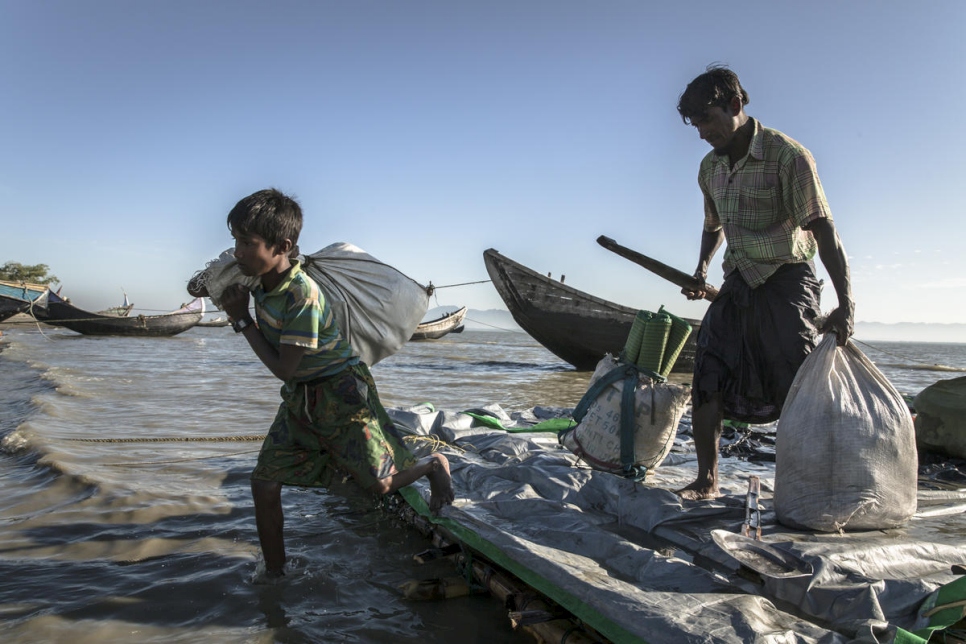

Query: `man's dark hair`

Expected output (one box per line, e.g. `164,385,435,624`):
227,188,302,249
677,64,750,125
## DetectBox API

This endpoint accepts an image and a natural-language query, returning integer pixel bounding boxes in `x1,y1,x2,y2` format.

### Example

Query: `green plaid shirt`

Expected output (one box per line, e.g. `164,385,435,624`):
699,118,832,288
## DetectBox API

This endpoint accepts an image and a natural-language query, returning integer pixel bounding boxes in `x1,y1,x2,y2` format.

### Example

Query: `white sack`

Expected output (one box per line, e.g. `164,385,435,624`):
560,355,691,475
774,334,918,532
188,243,430,366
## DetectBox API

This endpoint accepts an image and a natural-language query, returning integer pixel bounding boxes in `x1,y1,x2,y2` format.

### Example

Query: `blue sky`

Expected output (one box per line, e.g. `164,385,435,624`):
2,1,964,328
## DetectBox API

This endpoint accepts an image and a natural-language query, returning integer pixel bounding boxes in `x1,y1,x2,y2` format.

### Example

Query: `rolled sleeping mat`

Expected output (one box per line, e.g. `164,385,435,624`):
637,311,670,374
657,306,693,378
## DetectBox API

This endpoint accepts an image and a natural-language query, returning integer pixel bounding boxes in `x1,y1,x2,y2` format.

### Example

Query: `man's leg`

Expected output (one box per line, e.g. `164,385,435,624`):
251,478,285,575
677,393,723,500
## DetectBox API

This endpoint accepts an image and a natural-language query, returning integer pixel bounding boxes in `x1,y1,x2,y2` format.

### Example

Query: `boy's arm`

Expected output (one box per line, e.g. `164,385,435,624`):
222,284,305,381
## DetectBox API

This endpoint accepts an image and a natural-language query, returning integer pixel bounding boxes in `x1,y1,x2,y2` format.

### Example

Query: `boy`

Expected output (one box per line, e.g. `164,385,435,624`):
204,188,454,578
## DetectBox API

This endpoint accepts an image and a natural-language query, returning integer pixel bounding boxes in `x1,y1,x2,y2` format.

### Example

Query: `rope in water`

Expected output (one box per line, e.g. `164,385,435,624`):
854,338,966,372
64,435,266,443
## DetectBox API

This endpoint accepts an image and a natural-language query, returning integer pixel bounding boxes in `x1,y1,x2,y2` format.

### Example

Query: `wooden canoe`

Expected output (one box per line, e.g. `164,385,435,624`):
32,291,205,337
0,280,50,323
483,249,699,372
410,306,467,341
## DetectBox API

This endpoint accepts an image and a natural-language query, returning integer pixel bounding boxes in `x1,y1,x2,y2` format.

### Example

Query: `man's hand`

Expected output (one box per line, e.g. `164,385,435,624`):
682,271,709,301
221,283,252,321
819,301,855,346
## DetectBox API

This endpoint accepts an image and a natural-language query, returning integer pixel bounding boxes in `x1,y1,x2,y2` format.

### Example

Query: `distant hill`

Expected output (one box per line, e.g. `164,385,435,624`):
854,322,966,344
458,309,966,344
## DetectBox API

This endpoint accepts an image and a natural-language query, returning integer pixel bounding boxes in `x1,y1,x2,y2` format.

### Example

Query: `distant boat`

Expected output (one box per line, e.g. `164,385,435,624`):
0,280,50,323
97,291,134,317
483,249,699,372
410,306,468,341
32,291,204,337
196,316,231,328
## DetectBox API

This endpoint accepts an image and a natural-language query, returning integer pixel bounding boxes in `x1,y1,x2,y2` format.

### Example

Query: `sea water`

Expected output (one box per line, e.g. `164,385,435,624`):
1,323,964,643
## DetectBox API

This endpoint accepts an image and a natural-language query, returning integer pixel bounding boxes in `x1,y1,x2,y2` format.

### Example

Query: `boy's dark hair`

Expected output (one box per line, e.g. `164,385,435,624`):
227,188,302,249
677,64,750,125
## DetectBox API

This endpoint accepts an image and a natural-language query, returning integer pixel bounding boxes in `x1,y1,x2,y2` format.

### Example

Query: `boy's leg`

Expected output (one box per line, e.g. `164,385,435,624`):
251,478,286,575
367,452,454,514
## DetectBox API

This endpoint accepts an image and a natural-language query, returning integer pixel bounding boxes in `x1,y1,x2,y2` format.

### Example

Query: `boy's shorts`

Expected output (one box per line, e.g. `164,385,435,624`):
251,362,417,490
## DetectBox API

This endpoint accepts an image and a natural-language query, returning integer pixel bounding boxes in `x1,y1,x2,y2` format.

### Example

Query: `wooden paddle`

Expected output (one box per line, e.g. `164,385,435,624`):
597,235,719,302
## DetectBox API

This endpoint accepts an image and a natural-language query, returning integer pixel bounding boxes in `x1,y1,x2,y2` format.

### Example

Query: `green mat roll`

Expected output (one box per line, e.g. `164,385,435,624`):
637,312,671,374
657,305,693,377
622,310,649,363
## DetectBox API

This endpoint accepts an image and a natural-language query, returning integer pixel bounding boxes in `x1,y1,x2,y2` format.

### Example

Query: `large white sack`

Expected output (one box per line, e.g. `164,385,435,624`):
188,243,430,366
774,334,918,532
560,355,691,476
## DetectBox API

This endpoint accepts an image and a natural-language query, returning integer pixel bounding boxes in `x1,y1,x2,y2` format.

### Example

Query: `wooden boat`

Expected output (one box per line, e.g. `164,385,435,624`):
0,280,50,323
483,249,699,372
410,306,467,341
196,316,231,328
32,291,205,337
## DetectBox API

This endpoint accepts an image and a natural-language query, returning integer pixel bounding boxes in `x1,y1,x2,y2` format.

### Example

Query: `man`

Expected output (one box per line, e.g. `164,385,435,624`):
675,66,854,500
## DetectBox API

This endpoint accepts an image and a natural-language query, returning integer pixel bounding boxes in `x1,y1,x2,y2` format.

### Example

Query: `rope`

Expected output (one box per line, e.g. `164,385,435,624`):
462,316,519,333
431,279,491,289
63,435,266,443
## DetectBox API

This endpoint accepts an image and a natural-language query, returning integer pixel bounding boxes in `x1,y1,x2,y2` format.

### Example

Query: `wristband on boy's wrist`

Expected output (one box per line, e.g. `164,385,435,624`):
232,316,254,333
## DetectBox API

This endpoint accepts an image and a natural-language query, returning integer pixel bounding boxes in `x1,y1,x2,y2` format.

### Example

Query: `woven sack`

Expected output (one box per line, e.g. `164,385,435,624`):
559,355,691,476
774,334,918,531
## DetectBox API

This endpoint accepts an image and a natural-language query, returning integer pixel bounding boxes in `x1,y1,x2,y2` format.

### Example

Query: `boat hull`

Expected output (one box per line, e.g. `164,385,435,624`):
34,294,204,337
484,249,698,372
410,306,468,341
0,281,49,323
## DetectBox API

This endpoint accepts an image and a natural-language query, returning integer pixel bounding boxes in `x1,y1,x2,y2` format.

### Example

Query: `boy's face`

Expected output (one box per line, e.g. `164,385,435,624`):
232,231,288,277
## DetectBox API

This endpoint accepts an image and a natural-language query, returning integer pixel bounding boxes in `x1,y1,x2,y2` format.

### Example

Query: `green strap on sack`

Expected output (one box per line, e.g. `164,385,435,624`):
568,361,655,481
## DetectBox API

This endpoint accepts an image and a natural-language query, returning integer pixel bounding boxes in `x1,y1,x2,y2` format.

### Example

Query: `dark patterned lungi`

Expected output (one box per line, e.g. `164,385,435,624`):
692,262,822,424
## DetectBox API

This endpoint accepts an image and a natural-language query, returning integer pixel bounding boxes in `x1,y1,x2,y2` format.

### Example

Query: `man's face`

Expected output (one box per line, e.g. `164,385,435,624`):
690,104,740,155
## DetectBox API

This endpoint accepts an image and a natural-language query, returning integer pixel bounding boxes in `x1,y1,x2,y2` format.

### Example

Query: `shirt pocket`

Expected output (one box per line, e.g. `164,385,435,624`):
737,186,782,229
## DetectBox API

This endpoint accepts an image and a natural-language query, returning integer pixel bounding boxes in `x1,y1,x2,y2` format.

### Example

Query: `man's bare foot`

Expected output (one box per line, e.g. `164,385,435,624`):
675,480,720,501
426,453,454,515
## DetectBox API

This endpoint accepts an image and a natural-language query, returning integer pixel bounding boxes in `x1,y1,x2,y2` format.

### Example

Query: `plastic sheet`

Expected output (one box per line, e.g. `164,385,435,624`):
389,403,966,644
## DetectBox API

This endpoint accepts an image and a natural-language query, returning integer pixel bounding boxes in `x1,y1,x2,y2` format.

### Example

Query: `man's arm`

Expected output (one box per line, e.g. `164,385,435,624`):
805,218,854,345
221,284,306,381
683,228,724,301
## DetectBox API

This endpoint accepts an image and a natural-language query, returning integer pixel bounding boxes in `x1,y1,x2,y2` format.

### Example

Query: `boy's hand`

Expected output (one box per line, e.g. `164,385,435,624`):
222,283,252,321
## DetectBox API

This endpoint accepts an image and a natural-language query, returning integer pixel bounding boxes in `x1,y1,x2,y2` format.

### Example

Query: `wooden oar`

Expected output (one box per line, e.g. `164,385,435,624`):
596,235,719,302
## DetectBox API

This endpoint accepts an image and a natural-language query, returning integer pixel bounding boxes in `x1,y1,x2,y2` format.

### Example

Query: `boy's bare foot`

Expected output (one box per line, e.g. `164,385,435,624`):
427,453,454,515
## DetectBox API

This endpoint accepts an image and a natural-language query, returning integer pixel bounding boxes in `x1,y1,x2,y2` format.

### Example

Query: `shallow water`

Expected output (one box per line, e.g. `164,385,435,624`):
1,324,963,643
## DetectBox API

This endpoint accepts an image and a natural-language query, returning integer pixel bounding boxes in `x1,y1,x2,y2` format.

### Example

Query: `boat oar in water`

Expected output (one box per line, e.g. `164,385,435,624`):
597,235,719,301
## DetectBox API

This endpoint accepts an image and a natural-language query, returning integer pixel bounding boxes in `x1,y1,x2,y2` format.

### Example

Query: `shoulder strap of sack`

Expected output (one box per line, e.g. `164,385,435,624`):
568,362,653,481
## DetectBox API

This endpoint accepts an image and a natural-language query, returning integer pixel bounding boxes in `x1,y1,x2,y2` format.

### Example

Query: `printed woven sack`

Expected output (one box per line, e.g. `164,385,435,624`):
559,355,691,477
774,334,918,531
188,243,429,366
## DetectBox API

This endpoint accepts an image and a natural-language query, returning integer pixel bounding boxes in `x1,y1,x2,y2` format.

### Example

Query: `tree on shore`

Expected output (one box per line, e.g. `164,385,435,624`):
0,262,59,285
